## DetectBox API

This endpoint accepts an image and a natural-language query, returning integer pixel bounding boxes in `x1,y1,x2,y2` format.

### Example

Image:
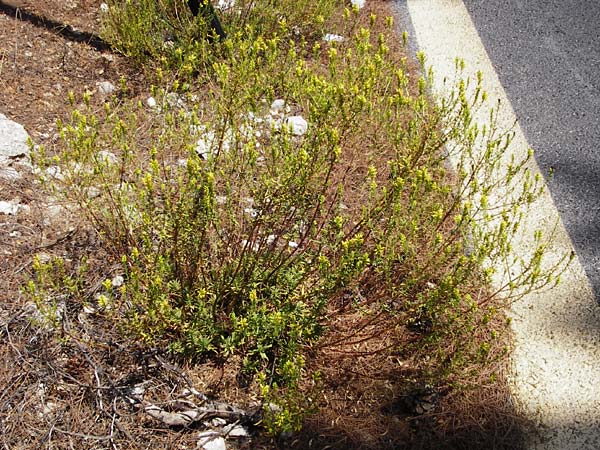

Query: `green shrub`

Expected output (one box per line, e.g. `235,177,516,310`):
100,0,339,77
29,6,567,433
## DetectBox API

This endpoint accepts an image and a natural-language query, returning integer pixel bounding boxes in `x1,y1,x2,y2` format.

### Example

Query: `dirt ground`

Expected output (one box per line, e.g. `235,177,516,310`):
0,1,530,449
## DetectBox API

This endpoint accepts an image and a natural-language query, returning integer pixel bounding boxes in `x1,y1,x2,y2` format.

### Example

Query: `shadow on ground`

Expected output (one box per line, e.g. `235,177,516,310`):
0,0,110,51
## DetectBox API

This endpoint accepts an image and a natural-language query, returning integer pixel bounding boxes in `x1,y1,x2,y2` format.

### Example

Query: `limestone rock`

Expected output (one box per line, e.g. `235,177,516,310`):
285,116,308,136
197,432,226,450
0,113,30,158
97,81,117,95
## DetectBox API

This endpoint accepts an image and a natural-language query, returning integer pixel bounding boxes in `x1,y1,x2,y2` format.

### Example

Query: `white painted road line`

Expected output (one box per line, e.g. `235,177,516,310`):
406,1,600,449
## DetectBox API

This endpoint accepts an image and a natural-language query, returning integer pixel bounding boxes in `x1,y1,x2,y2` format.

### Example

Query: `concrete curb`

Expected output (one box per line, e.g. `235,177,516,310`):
404,1,600,449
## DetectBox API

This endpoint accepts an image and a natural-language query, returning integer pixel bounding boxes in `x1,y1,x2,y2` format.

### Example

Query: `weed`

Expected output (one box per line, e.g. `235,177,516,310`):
27,1,568,436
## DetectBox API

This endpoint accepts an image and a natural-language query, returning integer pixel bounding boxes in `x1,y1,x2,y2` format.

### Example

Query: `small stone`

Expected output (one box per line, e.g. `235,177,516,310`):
97,81,116,95
197,432,226,450
288,241,298,249
96,150,118,164
36,252,52,263
100,2,109,12
166,92,185,109
86,187,101,199
270,99,286,113
41,401,59,417
82,304,97,314
223,424,249,438
351,0,366,9
265,115,282,131
244,207,258,218
285,116,308,136
323,34,344,42
46,204,66,218
44,166,63,181
146,96,157,108
210,417,227,427
111,275,124,288
0,200,20,215
0,113,30,158
0,166,21,181
217,0,235,9
195,134,213,159
9,230,21,238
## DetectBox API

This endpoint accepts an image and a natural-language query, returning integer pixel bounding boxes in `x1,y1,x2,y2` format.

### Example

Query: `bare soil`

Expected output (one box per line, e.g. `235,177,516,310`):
0,1,530,449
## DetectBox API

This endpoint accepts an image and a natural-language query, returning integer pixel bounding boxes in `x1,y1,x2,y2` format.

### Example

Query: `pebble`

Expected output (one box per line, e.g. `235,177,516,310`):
97,81,116,95
270,99,286,113
111,275,124,288
323,34,344,42
0,166,21,181
285,116,308,136
197,432,226,450
0,200,26,215
223,424,249,438
216,0,235,9
351,0,366,9
96,150,118,164
0,113,30,158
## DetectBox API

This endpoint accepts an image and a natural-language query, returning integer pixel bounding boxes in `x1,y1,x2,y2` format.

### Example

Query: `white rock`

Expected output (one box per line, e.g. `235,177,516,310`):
146,96,157,108
216,0,235,9
0,166,21,181
36,252,52,264
44,166,63,181
195,132,214,159
323,34,344,42
270,99,286,113
97,81,116,95
244,207,258,218
288,241,299,249
86,187,101,199
82,304,97,314
285,116,308,136
96,150,118,164
0,113,30,158
223,424,249,438
46,204,66,218
166,92,186,109
111,275,124,288
99,3,109,12
41,401,59,417
197,432,226,450
210,417,227,427
265,115,282,131
0,200,20,215
266,234,277,245
351,0,366,9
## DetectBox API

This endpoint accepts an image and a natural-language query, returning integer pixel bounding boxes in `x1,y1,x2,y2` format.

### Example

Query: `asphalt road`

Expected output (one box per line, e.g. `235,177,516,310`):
461,0,600,299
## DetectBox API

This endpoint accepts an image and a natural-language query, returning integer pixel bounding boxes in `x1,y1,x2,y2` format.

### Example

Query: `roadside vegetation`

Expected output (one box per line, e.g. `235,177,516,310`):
8,0,568,448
